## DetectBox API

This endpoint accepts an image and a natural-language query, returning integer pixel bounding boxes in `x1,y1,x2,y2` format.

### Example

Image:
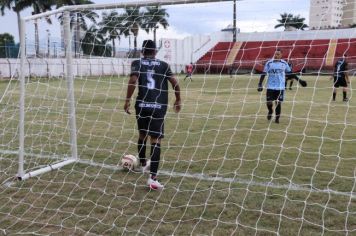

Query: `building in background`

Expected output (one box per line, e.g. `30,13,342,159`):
309,0,356,30
341,0,356,27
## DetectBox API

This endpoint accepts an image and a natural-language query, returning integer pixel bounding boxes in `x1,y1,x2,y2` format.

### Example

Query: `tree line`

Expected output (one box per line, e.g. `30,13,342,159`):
0,0,316,58
0,0,169,57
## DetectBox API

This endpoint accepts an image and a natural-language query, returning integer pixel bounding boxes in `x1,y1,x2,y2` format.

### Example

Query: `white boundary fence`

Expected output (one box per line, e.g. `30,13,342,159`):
3,28,355,79
0,58,134,79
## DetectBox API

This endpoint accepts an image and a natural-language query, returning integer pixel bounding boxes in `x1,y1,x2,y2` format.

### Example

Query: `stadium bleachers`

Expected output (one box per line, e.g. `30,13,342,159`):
197,42,235,73
335,39,356,70
335,39,356,57
196,38,356,73
198,42,234,64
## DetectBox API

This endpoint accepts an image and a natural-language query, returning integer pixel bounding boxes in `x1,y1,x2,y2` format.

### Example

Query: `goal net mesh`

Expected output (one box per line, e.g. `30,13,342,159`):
1,0,356,235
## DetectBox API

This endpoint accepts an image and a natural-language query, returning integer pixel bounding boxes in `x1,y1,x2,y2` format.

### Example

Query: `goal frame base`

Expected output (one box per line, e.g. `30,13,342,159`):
17,159,76,181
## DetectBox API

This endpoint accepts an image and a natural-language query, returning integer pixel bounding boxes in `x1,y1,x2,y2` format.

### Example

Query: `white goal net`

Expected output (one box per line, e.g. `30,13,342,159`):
1,0,356,235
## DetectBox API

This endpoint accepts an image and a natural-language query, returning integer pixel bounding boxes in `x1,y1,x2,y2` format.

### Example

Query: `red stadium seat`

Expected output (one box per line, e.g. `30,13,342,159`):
196,38,356,74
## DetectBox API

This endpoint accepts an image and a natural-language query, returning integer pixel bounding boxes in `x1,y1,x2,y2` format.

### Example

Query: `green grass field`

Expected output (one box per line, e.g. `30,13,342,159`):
0,74,356,235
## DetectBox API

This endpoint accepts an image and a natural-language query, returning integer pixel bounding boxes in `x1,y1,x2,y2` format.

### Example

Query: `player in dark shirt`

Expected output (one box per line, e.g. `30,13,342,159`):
285,62,307,90
124,40,181,190
285,62,296,90
332,55,350,102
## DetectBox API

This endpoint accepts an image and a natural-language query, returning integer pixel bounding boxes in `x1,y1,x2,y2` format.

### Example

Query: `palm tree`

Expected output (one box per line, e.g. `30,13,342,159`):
56,0,99,57
141,6,169,46
275,13,308,31
99,11,124,57
291,15,308,30
15,0,54,56
0,0,54,54
81,25,111,57
275,13,293,30
122,7,144,55
0,0,23,42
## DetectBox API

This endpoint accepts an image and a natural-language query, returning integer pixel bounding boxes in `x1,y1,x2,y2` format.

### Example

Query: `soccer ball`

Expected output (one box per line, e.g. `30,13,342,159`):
121,154,139,171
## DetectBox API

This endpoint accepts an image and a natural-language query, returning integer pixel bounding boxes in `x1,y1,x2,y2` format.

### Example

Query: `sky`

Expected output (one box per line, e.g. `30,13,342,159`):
0,0,310,49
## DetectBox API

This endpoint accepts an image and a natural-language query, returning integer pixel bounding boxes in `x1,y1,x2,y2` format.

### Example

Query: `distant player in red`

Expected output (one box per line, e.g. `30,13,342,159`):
184,63,194,81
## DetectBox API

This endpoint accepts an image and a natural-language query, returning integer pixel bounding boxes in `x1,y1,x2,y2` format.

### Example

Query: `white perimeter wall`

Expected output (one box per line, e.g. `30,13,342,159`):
0,58,134,78
156,31,232,73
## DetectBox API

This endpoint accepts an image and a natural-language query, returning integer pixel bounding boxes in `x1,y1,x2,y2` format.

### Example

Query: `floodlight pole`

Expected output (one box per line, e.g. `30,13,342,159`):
233,0,237,42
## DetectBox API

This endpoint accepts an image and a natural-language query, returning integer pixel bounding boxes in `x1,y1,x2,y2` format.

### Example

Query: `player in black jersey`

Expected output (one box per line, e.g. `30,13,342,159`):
332,55,350,102
285,62,307,90
285,62,297,90
124,40,181,190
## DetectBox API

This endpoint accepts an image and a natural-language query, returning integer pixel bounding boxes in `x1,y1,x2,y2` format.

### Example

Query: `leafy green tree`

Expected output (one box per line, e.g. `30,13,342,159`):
141,6,169,45
0,32,15,57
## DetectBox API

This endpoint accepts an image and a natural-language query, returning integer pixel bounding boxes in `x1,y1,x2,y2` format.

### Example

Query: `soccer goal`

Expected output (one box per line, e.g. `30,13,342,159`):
16,0,233,180
1,0,356,234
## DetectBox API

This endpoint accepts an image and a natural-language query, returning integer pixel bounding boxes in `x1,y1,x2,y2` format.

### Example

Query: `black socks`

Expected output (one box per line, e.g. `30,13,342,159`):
150,143,161,178
138,139,147,166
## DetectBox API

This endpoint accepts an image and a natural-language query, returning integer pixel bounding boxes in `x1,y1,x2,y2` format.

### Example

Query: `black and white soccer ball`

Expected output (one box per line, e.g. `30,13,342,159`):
121,154,139,171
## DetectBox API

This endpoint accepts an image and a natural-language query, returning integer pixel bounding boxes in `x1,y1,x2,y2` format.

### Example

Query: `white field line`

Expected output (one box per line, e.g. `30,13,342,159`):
1,150,355,199
77,159,356,199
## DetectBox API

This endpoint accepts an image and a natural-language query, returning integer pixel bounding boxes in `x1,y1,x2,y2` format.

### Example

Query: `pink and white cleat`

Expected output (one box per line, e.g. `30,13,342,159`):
147,176,164,190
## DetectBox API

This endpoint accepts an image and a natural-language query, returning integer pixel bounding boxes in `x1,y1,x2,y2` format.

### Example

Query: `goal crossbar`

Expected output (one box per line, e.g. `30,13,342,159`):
22,0,235,22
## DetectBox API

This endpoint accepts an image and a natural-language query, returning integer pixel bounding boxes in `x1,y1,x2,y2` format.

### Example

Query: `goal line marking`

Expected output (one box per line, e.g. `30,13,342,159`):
78,159,356,199
1,150,355,199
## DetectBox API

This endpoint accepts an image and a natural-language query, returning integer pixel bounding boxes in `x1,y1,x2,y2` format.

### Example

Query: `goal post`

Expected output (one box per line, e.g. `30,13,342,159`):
17,10,78,180
18,18,26,179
